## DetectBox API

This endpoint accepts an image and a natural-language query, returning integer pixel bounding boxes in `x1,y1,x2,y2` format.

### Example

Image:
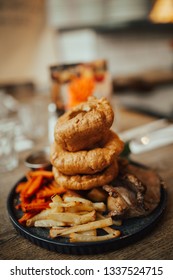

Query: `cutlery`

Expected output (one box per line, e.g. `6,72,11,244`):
129,124,173,154
119,119,169,142
120,121,173,156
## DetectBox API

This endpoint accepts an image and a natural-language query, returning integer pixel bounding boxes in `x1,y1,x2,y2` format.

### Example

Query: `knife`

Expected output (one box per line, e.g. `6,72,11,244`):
120,123,173,157
119,119,169,142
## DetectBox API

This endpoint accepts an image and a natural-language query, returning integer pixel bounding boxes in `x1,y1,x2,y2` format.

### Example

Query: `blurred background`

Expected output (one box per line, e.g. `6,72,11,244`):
0,0,173,151
0,0,173,87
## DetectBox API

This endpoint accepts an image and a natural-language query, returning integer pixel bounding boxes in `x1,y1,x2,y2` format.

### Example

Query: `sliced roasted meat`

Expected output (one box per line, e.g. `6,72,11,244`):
103,164,162,219
121,173,146,207
103,182,146,218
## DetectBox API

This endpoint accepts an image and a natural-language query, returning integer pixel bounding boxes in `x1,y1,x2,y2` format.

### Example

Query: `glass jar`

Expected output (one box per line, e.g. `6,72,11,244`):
49,59,112,112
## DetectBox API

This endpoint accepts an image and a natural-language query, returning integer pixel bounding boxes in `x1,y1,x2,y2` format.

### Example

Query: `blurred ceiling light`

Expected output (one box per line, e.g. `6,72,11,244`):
149,0,173,23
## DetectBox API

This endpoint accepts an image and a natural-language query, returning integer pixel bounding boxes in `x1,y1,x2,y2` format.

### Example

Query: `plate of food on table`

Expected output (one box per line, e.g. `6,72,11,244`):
7,97,167,255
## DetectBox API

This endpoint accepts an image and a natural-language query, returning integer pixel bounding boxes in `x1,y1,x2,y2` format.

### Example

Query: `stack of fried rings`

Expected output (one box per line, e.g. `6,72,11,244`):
51,97,124,190
54,96,114,152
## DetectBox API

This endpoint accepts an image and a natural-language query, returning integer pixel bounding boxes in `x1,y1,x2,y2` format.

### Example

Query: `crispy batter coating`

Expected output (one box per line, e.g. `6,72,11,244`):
53,160,119,190
51,130,124,175
54,97,114,152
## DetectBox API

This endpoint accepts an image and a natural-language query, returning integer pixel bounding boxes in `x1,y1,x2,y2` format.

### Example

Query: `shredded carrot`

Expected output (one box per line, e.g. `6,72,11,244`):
67,76,95,108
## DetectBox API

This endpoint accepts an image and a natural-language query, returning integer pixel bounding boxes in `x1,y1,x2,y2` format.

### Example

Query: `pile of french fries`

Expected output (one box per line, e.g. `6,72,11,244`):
26,191,121,242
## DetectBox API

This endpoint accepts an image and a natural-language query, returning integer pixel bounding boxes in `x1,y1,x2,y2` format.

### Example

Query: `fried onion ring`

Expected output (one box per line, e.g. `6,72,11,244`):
53,159,119,190
54,97,114,152
50,130,124,175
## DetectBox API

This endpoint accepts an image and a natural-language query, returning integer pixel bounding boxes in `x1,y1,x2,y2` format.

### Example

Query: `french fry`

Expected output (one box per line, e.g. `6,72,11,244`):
92,202,106,212
102,227,121,237
97,212,122,226
26,207,63,227
69,233,118,242
65,204,94,213
50,217,113,238
63,196,93,206
49,201,82,209
51,194,62,203
63,196,106,212
96,213,121,237
62,190,82,199
112,219,123,226
63,195,94,213
34,219,66,227
48,210,96,226
50,195,63,212
79,229,97,236
50,199,95,213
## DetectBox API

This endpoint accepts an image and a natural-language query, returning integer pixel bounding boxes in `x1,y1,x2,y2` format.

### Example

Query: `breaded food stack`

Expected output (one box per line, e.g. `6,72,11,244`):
50,97,124,190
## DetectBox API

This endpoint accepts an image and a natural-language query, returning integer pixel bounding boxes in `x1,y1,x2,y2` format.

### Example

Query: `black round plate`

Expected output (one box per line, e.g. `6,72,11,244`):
7,169,167,255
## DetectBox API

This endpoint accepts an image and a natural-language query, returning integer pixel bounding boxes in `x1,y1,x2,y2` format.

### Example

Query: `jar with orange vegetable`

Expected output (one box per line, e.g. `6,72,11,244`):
49,60,112,113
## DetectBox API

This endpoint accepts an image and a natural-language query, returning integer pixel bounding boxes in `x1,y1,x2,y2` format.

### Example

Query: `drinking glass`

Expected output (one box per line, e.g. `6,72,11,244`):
0,119,18,172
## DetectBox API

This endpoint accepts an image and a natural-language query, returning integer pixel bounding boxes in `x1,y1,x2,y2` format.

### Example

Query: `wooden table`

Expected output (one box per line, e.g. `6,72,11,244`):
0,95,173,260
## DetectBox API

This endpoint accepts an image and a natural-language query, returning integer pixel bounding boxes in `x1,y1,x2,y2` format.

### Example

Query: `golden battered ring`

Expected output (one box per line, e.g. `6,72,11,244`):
54,97,114,152
53,159,119,190
50,130,124,175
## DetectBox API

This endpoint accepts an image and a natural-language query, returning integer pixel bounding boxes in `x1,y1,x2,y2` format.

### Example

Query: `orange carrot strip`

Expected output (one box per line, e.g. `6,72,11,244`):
18,212,36,224
15,204,21,210
20,195,30,210
51,180,59,188
15,169,60,224
23,202,50,212
16,181,28,193
51,181,67,194
31,197,46,203
36,187,55,198
20,177,35,197
20,197,46,212
36,186,66,198
49,184,67,194
28,170,53,178
25,175,43,197
26,173,32,180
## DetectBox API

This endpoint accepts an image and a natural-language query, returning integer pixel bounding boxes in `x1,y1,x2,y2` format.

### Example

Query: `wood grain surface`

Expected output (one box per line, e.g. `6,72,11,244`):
0,95,173,260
